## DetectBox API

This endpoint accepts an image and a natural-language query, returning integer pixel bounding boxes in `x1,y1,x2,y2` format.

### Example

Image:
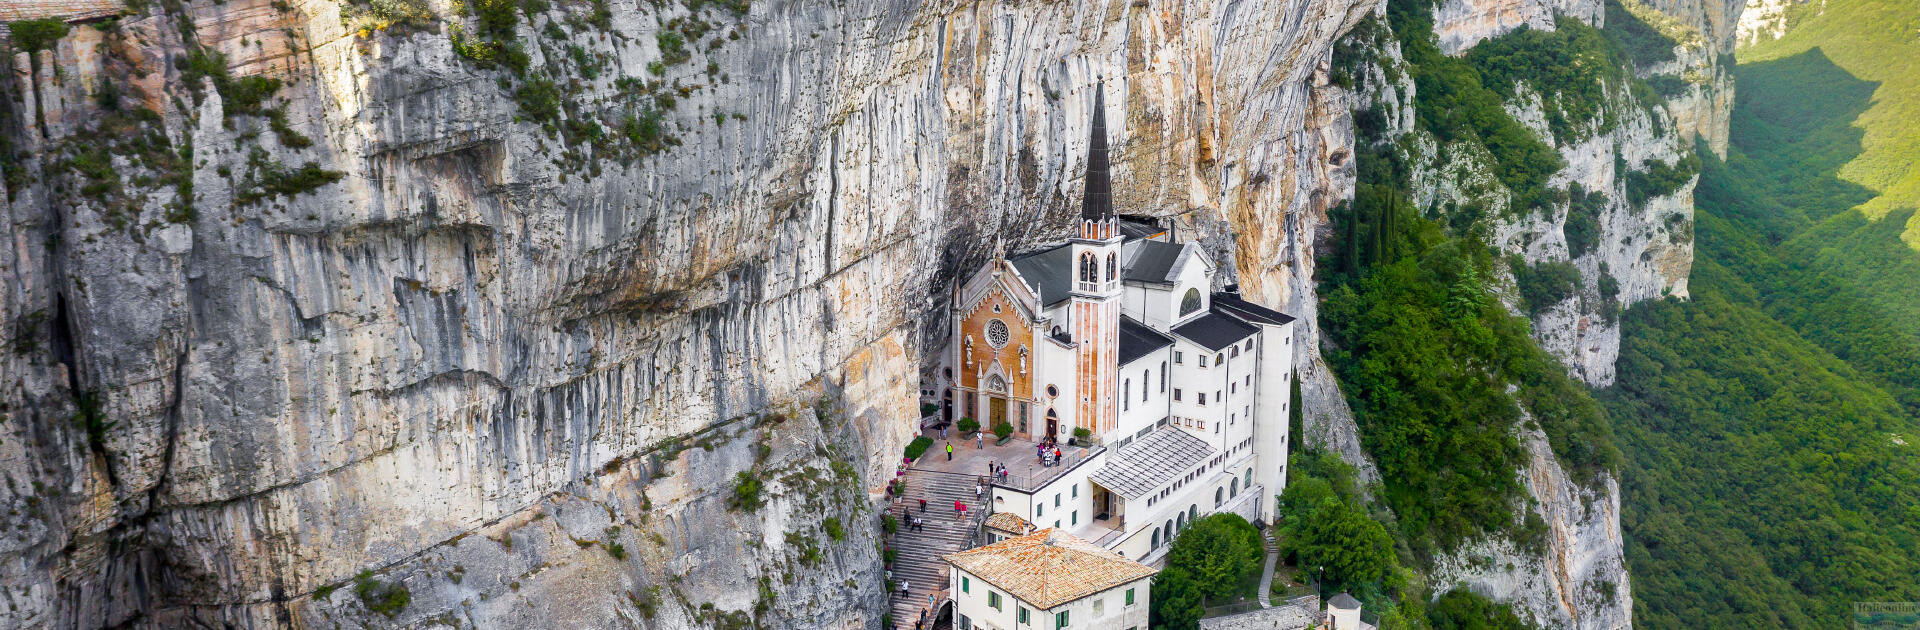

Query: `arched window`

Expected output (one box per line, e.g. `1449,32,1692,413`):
1215,488,1224,507
1179,288,1202,316
1150,528,1161,549
1245,468,1254,487
1176,513,1186,531
1188,505,1198,522
1230,478,1240,497
1165,519,1174,537
1106,253,1118,281
1079,253,1096,282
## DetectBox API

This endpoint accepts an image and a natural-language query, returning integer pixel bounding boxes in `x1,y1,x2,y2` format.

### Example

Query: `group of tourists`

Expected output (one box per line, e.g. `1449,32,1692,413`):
1035,439,1064,467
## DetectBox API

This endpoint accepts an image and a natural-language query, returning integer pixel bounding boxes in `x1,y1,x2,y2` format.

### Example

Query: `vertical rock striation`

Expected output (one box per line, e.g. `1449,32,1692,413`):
0,0,1376,626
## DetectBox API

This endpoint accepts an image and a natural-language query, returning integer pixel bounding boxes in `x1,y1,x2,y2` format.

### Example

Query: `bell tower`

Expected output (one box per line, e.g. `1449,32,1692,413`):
1070,81,1123,439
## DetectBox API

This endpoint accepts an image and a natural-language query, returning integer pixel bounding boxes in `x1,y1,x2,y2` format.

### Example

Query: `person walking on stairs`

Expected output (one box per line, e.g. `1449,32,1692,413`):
946,443,953,461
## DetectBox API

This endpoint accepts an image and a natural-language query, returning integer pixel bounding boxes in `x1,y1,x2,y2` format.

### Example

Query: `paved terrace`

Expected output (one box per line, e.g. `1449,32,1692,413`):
907,431,1098,492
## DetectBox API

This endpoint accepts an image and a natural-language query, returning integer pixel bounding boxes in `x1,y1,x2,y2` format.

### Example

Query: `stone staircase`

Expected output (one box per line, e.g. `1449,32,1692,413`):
1258,526,1281,608
884,469,983,629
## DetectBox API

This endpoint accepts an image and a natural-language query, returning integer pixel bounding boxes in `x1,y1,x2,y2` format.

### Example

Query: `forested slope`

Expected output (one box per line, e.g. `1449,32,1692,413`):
1604,2,1920,624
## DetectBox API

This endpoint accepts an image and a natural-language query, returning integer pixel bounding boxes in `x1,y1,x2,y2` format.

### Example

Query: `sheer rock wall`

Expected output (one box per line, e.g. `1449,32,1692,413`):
0,0,1375,626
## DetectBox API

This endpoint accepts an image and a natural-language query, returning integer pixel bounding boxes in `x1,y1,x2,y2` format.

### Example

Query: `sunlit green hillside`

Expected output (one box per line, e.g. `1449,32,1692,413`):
1742,0,1920,237
1606,3,1920,626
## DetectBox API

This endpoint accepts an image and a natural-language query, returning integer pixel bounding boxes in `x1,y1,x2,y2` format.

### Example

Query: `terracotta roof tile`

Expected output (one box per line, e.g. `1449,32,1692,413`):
984,511,1032,535
942,529,1157,610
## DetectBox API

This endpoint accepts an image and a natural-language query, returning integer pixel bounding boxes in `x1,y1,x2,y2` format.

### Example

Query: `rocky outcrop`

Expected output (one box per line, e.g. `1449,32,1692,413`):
1736,0,1810,47
0,0,1377,627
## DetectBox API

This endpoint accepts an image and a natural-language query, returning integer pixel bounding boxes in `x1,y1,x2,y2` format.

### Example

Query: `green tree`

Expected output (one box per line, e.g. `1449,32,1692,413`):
1162,513,1263,601
1285,497,1396,590
1428,589,1535,630
1148,566,1205,629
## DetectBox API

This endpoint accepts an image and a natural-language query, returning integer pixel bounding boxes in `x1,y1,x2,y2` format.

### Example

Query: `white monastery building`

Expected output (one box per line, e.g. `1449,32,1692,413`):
936,83,1299,566
942,529,1157,630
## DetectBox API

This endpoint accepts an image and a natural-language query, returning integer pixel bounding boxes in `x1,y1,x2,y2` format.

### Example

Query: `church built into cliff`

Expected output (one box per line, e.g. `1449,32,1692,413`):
933,84,1298,565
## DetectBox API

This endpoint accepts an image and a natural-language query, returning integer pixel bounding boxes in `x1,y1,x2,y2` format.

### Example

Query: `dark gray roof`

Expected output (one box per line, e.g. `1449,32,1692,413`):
1088,428,1215,499
1118,316,1172,366
1328,593,1361,610
1211,292,1295,326
1171,310,1259,351
1009,244,1074,307
1122,240,1185,284
1118,216,1165,241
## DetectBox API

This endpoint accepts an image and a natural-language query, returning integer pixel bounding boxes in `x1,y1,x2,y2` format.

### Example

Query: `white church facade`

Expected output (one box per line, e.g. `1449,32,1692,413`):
935,84,1298,565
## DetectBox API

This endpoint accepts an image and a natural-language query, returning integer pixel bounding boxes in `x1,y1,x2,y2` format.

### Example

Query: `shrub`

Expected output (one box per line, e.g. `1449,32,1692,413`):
921,402,939,416
824,517,845,542
881,514,898,535
993,421,1013,441
513,78,562,124
956,417,979,434
1564,184,1605,258
1072,427,1092,442
353,571,410,617
656,31,690,65
903,436,932,461
1513,259,1581,314
8,18,70,53
729,471,763,511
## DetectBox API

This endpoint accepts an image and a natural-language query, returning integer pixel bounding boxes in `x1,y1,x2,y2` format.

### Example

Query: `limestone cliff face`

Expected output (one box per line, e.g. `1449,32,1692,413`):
1736,0,1810,47
0,0,1375,627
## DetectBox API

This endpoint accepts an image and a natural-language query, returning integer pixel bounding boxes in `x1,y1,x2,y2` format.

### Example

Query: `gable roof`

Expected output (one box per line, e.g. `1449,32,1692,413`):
1008,245,1075,308
1088,427,1216,499
943,529,1158,610
1171,310,1260,351
1211,292,1296,326
1118,316,1173,366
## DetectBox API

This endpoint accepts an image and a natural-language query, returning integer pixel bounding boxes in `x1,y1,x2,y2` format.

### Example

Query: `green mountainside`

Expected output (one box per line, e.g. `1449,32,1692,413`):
1311,0,1920,627
1603,1,1920,625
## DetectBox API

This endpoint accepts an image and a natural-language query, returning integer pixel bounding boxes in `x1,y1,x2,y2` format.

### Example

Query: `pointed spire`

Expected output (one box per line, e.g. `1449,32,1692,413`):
1081,80,1114,221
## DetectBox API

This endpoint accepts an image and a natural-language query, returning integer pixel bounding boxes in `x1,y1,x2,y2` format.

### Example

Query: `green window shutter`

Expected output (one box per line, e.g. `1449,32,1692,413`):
1018,607,1029,624
1056,610,1070,627
962,576,970,593
1125,588,1135,605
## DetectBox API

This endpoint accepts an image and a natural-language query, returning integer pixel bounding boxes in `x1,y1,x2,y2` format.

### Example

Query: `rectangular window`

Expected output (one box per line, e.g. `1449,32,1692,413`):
963,576,970,593
1142,370,1149,401
1230,413,1235,425
1174,351,1183,364
989,591,1002,610
1198,393,1207,406
1198,355,1208,368
1054,494,1061,507
1126,588,1136,605
1092,598,1104,616
1037,503,1043,517
1173,389,1182,401
1160,362,1167,392
1072,485,1079,498
1072,510,1078,525
1216,390,1222,402
1231,383,1237,394
1019,608,1030,625
960,614,972,630
1057,611,1070,627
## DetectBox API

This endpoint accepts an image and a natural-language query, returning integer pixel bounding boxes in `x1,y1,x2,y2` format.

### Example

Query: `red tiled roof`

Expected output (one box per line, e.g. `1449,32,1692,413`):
942,528,1157,610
